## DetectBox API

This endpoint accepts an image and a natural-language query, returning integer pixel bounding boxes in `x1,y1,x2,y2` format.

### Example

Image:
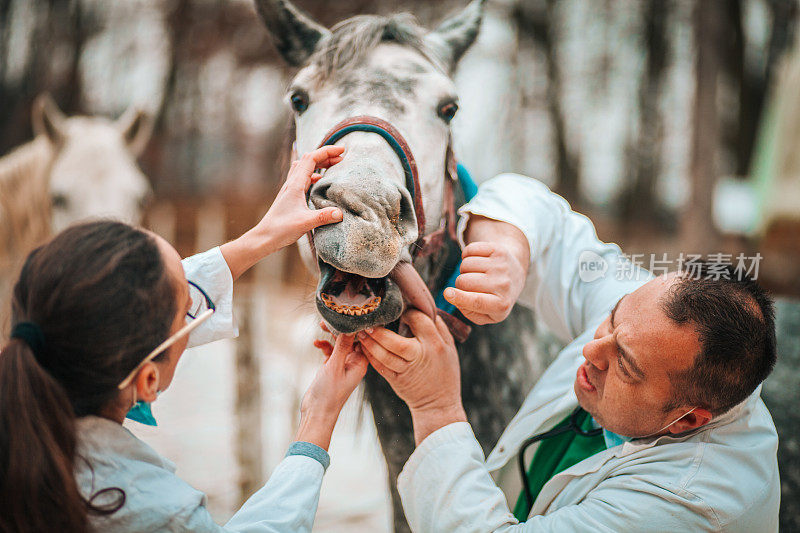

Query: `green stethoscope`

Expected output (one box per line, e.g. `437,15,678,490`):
517,406,602,511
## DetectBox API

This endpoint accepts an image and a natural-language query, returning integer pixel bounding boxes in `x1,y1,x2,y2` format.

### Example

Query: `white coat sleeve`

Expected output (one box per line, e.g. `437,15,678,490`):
397,423,717,533
181,247,238,347
221,454,326,532
171,453,327,532
456,174,651,344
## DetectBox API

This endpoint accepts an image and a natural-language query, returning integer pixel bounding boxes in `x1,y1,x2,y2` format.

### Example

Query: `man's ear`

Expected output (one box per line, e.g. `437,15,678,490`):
134,362,160,403
668,408,712,434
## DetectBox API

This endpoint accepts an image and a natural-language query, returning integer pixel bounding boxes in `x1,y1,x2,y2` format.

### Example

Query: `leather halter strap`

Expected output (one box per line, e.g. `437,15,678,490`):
317,116,427,250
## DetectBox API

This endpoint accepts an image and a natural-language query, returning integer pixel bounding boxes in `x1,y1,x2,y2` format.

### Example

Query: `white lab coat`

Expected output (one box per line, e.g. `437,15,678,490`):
397,175,781,532
75,247,326,532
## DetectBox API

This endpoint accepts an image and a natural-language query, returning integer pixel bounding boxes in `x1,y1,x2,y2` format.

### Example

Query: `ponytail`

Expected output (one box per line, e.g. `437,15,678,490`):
0,221,175,531
0,340,88,533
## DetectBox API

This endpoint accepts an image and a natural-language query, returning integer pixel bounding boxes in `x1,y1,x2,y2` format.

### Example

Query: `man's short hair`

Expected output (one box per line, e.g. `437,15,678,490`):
660,262,777,416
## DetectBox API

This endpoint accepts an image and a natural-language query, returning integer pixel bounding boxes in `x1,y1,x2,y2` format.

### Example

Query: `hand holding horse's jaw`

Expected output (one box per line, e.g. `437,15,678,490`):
444,216,530,324
357,310,468,445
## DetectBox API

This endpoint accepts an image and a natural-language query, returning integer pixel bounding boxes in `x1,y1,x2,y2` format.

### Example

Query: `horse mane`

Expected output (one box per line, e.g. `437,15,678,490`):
0,136,54,336
310,13,446,79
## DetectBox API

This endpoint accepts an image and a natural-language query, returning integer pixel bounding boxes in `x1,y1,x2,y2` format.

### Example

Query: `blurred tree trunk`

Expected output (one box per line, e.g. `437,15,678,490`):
517,0,581,203
154,0,191,134
728,0,798,177
62,0,87,114
0,0,96,153
681,0,723,253
619,0,669,223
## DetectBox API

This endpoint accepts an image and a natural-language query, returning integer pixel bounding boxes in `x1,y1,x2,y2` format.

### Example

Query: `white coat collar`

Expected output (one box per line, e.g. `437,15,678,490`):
76,415,177,473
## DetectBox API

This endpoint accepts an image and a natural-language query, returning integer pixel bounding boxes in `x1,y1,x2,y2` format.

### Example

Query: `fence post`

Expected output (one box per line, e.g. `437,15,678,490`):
234,287,264,502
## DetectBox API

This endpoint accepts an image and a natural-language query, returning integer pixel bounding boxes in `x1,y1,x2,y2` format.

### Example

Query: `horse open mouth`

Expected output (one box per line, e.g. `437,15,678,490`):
315,259,405,333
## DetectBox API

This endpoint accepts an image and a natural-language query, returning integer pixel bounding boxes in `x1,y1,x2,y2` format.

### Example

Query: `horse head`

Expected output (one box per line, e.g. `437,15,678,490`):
32,94,153,232
256,0,485,333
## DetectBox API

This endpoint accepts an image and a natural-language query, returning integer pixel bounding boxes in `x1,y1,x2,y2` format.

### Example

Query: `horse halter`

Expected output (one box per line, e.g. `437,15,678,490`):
315,115,460,258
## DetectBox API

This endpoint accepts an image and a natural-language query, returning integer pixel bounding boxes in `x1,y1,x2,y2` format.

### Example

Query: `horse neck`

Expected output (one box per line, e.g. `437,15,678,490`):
0,135,55,268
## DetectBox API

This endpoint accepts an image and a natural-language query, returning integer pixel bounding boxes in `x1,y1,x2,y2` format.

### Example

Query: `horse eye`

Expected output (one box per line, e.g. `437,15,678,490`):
437,101,459,123
290,91,309,114
51,192,69,210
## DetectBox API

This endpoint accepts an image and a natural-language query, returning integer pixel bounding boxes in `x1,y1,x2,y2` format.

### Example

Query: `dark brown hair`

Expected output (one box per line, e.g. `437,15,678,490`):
0,221,176,533
662,262,777,416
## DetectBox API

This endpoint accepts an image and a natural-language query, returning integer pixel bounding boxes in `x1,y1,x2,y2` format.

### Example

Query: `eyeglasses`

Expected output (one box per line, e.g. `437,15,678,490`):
117,281,216,390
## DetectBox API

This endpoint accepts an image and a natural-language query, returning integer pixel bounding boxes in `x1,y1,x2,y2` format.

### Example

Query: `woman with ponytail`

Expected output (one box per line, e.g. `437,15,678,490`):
0,146,367,532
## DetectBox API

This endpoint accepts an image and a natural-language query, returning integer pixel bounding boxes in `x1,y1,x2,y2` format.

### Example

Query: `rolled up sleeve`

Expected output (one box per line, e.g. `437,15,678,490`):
456,174,650,343
181,247,238,347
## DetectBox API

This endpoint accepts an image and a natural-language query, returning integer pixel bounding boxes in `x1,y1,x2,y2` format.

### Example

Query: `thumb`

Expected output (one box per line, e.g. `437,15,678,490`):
328,334,354,370
304,207,343,231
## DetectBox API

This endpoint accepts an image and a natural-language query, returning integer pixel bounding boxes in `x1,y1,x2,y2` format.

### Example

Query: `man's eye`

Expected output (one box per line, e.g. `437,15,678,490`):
617,353,630,377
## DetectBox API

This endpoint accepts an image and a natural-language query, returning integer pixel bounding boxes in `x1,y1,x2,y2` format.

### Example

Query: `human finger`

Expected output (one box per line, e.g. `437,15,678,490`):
301,207,343,232
358,335,409,373
454,272,499,294
401,309,441,343
319,321,332,334
313,339,333,358
443,287,505,315
363,350,398,381
345,347,369,376
462,241,495,259
434,314,454,341
360,327,417,362
328,334,355,370
459,255,492,273
310,173,324,184
298,146,345,173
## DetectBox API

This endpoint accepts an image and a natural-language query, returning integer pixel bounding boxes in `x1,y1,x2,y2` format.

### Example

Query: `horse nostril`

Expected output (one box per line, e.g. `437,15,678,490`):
311,182,332,204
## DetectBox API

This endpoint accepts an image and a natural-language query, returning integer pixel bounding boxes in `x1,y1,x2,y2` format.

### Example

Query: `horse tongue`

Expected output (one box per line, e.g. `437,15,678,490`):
389,261,436,321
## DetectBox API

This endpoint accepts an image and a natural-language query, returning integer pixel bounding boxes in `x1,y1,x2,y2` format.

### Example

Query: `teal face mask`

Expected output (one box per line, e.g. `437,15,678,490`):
126,392,160,426
602,429,632,448
126,400,157,426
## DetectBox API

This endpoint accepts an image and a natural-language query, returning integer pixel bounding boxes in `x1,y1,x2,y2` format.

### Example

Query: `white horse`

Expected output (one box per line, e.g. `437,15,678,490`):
256,2,538,530
0,94,153,335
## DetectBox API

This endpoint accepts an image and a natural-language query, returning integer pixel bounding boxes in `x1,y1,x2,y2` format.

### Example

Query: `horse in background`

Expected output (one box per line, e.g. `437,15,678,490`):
0,94,153,336
255,1,539,530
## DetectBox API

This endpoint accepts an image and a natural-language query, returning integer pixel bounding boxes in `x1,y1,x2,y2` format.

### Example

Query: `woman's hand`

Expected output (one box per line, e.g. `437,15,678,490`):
220,146,345,280
358,311,467,445
296,334,368,450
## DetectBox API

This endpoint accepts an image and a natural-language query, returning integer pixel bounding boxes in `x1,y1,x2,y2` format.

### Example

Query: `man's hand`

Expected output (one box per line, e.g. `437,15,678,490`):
358,310,467,445
220,146,345,280
443,216,530,324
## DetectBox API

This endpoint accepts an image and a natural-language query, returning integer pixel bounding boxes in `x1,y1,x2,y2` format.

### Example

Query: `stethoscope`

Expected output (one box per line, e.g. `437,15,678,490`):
517,406,603,511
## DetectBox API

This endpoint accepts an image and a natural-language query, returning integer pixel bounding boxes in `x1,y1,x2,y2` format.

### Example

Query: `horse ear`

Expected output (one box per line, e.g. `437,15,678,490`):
116,107,153,158
32,93,66,145
425,0,486,69
254,0,330,67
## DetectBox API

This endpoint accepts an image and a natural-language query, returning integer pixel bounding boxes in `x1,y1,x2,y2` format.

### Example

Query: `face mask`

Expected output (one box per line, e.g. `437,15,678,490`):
126,383,161,426
602,408,696,447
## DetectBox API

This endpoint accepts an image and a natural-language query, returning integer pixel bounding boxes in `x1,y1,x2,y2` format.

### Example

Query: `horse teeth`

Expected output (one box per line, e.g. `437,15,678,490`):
322,297,382,315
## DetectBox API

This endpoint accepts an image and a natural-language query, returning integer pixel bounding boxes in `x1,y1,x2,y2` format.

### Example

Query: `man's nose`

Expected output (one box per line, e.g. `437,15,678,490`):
582,335,613,371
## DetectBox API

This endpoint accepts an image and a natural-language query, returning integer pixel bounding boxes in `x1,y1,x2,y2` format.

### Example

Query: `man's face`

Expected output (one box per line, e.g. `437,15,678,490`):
575,273,702,437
